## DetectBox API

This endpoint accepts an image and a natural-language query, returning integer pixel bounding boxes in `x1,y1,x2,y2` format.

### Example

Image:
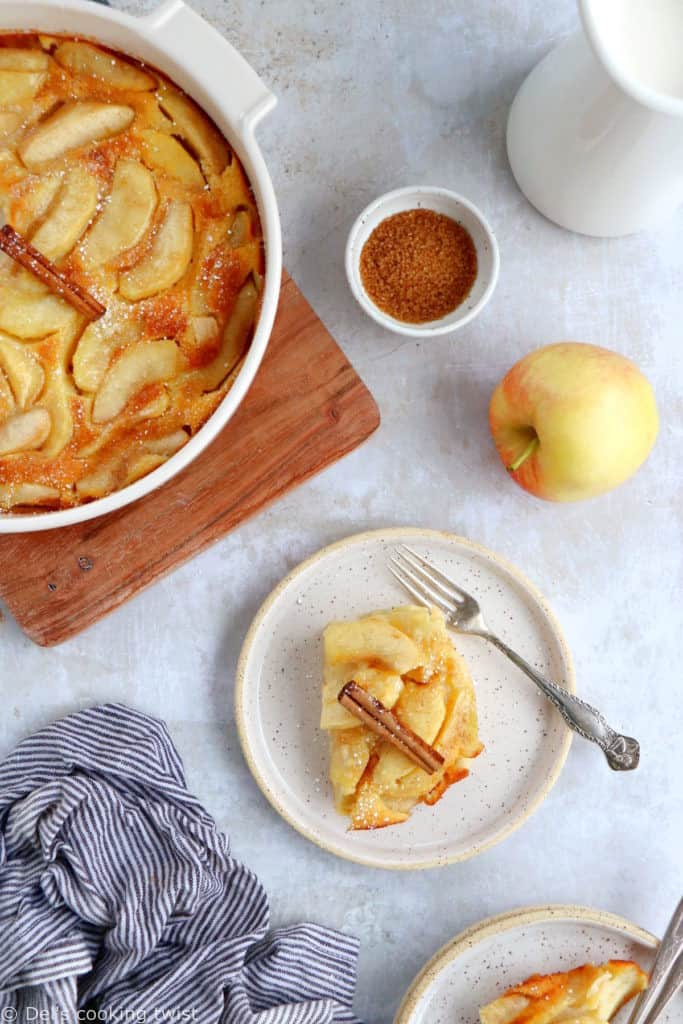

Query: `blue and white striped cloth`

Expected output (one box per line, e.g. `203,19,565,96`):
0,704,361,1023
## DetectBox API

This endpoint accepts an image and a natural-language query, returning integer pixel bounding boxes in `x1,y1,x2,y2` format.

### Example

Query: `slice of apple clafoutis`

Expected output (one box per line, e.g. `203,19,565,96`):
480,961,648,1024
0,35,264,512
321,605,483,830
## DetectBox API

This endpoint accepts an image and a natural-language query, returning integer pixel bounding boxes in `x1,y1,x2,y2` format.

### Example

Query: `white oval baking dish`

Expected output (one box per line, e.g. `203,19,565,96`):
0,0,281,533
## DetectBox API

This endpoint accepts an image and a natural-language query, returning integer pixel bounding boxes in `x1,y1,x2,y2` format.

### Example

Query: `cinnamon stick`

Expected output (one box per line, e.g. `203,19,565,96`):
338,680,444,774
0,224,105,320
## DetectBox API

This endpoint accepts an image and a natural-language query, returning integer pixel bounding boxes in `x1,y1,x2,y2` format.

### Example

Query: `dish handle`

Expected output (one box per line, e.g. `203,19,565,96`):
142,0,276,134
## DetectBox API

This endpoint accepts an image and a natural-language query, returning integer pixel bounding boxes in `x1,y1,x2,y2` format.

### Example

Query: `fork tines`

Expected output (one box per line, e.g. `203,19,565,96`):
389,545,469,618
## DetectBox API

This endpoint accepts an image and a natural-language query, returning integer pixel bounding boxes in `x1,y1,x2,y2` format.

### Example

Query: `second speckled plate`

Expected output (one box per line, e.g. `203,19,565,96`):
235,528,574,869
394,905,677,1024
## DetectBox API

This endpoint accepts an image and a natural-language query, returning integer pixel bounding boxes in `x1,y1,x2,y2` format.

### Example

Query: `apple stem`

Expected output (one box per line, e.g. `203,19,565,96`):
508,436,539,473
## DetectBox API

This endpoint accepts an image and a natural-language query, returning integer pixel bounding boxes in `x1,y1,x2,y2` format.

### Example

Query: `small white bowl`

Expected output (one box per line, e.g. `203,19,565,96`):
345,186,500,337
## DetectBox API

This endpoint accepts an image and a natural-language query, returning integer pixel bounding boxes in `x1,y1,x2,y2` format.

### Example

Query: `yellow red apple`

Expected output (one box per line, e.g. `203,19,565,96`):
489,342,659,502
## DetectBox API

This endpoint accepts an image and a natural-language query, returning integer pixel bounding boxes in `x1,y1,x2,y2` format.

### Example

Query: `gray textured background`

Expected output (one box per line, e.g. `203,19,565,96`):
1,3,682,1022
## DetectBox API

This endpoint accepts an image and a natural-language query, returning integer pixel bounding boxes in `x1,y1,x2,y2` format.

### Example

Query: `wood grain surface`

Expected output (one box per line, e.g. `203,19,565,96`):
0,273,380,646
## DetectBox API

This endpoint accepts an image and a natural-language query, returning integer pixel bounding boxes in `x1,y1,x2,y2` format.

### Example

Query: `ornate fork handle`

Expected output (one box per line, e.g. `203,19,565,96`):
485,634,640,771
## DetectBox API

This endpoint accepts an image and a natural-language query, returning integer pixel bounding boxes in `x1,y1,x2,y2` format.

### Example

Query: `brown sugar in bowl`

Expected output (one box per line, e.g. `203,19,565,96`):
346,187,500,337
360,209,478,323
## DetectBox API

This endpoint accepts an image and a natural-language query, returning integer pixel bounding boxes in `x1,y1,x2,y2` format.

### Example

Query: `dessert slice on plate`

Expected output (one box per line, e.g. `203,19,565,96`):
321,604,483,830
480,960,648,1024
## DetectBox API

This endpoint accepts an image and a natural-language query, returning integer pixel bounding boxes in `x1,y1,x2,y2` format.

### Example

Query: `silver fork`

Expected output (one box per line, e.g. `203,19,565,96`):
627,897,683,1024
389,545,640,771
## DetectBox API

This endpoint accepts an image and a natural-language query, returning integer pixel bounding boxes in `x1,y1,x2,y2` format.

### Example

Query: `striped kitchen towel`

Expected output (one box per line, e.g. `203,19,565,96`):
0,704,362,1023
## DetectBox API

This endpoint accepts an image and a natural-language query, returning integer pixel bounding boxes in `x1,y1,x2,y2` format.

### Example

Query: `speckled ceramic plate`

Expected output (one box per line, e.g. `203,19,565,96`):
395,904,682,1024
235,528,574,869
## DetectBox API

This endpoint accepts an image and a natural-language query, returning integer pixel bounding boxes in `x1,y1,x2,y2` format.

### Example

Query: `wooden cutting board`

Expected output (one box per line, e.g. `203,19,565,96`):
0,273,380,646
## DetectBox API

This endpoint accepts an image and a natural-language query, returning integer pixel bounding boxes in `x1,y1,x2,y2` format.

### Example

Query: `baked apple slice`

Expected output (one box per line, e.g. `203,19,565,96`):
0,333,44,407
144,430,188,456
0,50,50,72
191,315,218,346
0,482,60,510
0,367,15,419
0,111,23,137
187,277,258,392
76,460,122,499
82,158,157,268
139,129,204,187
123,432,188,486
135,390,171,422
92,339,178,422
77,429,187,497
325,615,421,673
394,681,446,745
54,41,156,91
72,321,120,393
10,173,61,235
329,728,374,808
123,452,166,486
31,166,99,261
227,209,252,249
350,766,410,830
0,407,51,455
157,87,230,174
120,201,193,301
0,286,76,339
0,149,25,185
40,364,75,458
75,390,170,461
19,101,135,166
0,71,46,106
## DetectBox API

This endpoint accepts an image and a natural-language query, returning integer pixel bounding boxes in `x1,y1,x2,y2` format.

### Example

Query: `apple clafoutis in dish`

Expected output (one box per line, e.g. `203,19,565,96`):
321,605,483,830
0,34,263,511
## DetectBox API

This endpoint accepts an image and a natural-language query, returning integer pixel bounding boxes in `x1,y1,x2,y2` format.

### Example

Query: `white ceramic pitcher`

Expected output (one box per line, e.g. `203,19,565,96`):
507,0,683,236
